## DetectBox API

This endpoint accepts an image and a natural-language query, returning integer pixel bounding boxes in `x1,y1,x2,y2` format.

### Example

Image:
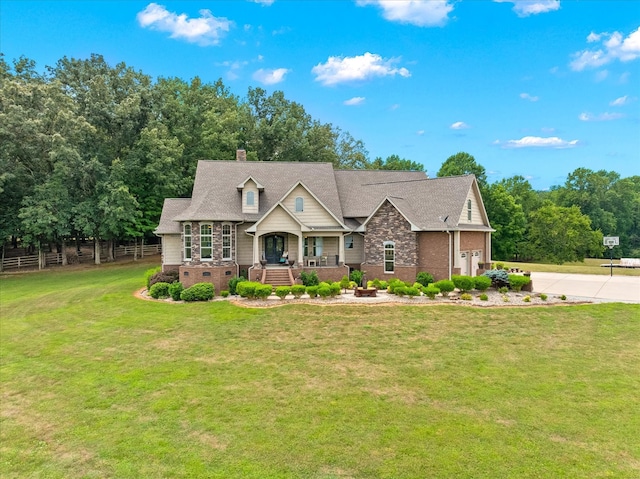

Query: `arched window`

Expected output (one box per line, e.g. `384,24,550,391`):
246,191,254,206
222,223,232,260
384,241,395,273
295,196,304,212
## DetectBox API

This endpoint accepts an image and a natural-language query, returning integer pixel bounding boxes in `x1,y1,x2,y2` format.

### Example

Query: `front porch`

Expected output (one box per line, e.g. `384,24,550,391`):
251,231,346,269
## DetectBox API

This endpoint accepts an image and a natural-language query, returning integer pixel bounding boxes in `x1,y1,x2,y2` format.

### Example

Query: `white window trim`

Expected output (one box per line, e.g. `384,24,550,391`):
222,222,232,260
246,191,254,206
200,223,213,261
295,196,304,212
345,235,354,249
384,241,395,274
184,223,192,261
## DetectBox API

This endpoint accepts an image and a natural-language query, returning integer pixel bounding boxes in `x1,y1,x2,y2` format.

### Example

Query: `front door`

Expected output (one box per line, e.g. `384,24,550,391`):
264,234,285,264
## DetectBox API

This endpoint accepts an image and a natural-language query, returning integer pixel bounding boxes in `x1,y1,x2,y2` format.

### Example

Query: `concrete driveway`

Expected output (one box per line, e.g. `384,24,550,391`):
532,272,640,303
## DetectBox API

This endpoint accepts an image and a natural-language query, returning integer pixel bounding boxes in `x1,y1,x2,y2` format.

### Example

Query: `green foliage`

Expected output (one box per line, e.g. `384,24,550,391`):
275,286,291,299
433,280,455,296
508,274,531,292
168,282,184,301
395,285,407,297
339,275,351,292
484,183,527,261
305,285,318,298
415,271,434,287
228,275,246,295
484,269,510,288
148,270,179,288
479,293,489,301
424,284,440,299
237,281,261,299
498,286,509,294
540,293,548,301
330,282,341,297
317,284,332,299
560,294,567,301
405,286,420,298
149,282,170,299
412,282,423,292
291,284,306,298
437,152,487,190
220,290,230,298
255,284,273,299
460,293,473,301
523,295,531,302
473,275,492,291
369,154,424,172
452,275,474,293
180,282,214,301
300,270,319,286
495,262,505,270
349,269,364,286
145,267,161,288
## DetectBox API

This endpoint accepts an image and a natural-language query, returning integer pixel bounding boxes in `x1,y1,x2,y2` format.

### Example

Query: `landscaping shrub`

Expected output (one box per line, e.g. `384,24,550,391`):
452,275,474,293
306,286,318,298
424,284,440,299
495,262,505,270
460,293,472,301
237,281,260,299
149,282,171,299
291,284,306,298
433,279,455,297
523,295,531,302
148,269,179,288
350,269,364,287
395,285,407,297
340,275,351,292
317,284,332,299
540,293,548,301
378,280,388,290
483,269,510,288
498,286,509,293
349,281,358,289
255,284,273,299
415,272,434,287
479,293,489,301
560,294,567,300
220,290,230,298
228,275,246,295
387,279,407,294
405,286,420,298
275,286,291,299
180,283,214,302
300,270,319,287
145,266,161,288
473,275,492,292
168,282,184,301
372,279,383,289
508,274,531,292
412,282,424,292
330,282,341,297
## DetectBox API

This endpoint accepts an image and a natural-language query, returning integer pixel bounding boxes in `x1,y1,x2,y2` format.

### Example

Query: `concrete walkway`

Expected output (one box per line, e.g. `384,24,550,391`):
532,272,640,303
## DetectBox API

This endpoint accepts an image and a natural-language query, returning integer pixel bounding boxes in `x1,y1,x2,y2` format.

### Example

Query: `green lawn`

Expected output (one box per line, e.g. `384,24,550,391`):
1,261,639,478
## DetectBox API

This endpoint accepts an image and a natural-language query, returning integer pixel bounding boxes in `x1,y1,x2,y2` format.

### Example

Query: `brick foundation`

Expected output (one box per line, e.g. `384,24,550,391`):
179,265,237,295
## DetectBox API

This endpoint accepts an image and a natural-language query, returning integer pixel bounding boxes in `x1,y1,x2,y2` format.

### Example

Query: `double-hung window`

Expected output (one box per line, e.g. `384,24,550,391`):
304,237,323,256
184,224,192,260
384,241,395,273
200,223,213,260
222,224,232,260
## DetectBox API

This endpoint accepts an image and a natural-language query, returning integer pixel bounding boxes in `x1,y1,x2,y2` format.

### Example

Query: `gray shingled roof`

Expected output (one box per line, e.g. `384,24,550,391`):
334,171,491,231
174,161,344,223
155,198,191,234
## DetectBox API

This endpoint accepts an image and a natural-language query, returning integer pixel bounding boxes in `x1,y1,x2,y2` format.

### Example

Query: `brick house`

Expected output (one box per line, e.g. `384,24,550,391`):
155,150,494,293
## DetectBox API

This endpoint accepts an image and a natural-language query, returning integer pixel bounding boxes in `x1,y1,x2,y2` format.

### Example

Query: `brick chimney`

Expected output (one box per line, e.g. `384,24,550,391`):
236,149,247,162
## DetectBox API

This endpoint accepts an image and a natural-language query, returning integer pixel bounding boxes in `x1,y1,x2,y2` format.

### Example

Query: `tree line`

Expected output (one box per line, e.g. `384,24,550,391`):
1,54,637,264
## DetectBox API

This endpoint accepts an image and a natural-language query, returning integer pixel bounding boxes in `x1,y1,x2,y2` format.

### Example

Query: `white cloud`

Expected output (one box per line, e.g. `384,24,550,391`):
570,27,640,71
496,136,579,149
356,0,454,27
594,70,609,82
578,112,625,122
252,68,290,85
312,52,410,86
137,3,232,46
417,130,425,136
252,0,275,5
216,59,249,80
610,95,632,106
520,92,539,102
494,0,560,17
344,97,366,106
450,121,469,130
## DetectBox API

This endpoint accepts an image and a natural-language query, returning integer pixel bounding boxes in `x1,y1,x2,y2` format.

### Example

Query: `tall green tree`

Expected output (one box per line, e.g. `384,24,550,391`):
369,154,424,171
437,152,488,191
484,184,527,261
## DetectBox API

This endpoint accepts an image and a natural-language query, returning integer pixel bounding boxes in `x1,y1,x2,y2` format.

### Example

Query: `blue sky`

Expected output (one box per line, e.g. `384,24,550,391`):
2,0,639,190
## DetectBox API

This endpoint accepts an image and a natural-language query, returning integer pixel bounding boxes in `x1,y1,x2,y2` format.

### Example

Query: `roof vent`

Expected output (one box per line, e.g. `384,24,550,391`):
236,149,247,162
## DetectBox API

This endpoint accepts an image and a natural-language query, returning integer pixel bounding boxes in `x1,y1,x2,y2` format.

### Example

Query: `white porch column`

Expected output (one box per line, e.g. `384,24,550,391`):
338,234,345,265
485,232,492,265
298,234,304,267
453,230,461,268
253,234,260,265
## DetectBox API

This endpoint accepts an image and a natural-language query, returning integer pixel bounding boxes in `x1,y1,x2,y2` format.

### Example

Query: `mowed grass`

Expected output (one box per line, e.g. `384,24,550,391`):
1,262,639,478
505,258,640,276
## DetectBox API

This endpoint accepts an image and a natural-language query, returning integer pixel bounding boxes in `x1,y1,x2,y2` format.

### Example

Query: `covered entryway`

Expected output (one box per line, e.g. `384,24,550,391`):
263,234,285,264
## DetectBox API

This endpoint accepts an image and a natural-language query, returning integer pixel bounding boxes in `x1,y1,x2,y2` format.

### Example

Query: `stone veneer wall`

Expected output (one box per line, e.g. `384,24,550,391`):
363,200,417,270
183,221,236,268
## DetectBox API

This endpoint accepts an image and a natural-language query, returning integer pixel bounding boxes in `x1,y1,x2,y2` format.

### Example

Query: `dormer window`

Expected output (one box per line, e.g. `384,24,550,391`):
295,197,304,212
246,191,255,206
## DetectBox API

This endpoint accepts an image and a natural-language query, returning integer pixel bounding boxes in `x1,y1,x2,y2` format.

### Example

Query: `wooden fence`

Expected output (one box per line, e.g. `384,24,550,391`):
1,244,161,271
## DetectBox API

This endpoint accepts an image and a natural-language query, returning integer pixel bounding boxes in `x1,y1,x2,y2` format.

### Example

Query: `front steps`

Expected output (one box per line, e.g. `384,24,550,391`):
262,268,294,287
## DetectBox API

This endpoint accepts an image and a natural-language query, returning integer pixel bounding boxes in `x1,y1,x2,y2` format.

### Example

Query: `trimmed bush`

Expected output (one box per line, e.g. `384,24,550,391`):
306,286,318,298
412,282,424,292
523,295,531,302
291,284,306,298
340,275,351,292
236,281,261,299
275,286,291,299
416,272,434,287
508,274,531,292
300,270,319,287
479,293,489,301
228,275,246,295
452,275,474,293
473,275,492,292
495,262,505,270
560,294,567,300
220,290,230,298
498,286,509,294
540,293,548,301
405,286,420,298
483,269,510,288
330,282,341,297
378,280,388,290
395,285,407,297
180,283,214,302
387,279,408,294
433,280,455,297
168,282,184,301
148,270,179,288
424,284,440,299
317,284,332,299
145,266,161,288
149,282,171,299
350,269,364,287
255,284,273,299
460,293,472,301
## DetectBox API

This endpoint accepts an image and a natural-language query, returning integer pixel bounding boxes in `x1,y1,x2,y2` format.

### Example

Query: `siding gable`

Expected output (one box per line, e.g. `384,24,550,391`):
282,184,340,227
241,179,259,214
256,205,302,235
458,185,485,225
